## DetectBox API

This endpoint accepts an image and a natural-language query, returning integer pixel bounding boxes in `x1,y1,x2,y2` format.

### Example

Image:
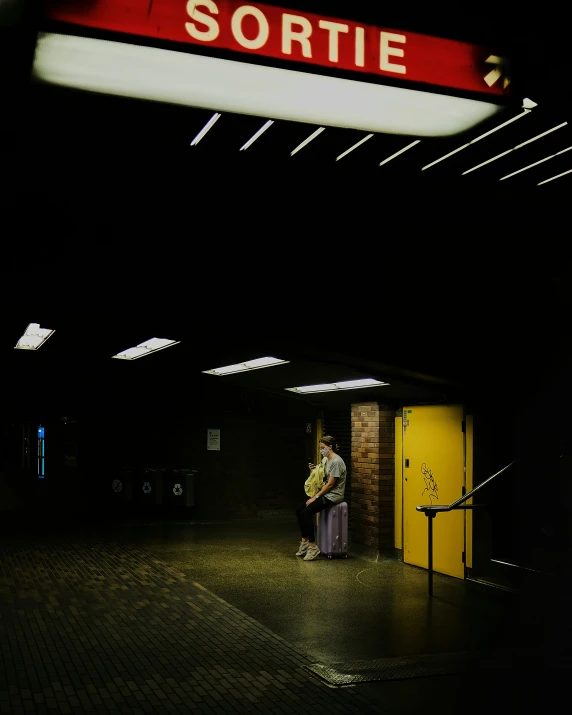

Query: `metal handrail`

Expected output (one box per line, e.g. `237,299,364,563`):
416,460,517,514
415,460,518,596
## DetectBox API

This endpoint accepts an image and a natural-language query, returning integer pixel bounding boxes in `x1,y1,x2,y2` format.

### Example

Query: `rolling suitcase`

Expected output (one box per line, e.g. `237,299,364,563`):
317,501,349,558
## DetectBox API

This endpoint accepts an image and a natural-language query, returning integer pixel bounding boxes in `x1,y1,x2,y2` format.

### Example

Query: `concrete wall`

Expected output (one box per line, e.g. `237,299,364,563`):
0,388,318,520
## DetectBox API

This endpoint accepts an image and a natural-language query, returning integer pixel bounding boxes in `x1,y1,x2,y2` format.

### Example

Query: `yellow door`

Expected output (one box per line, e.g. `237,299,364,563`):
403,405,465,579
394,415,403,550
465,415,474,570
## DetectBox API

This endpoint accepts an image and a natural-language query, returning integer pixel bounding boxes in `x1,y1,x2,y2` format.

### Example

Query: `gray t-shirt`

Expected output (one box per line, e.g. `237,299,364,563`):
323,454,347,504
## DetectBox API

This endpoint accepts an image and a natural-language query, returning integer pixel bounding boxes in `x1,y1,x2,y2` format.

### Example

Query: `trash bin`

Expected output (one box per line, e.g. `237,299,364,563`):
164,469,197,509
109,469,133,507
134,468,165,508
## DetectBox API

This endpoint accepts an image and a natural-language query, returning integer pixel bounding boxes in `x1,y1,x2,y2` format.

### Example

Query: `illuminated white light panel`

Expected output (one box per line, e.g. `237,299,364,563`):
203,357,289,375
113,338,180,360
462,123,568,175
191,113,221,146
240,119,274,150
291,127,325,156
14,323,55,350
421,108,533,171
286,378,389,394
336,134,374,161
538,168,572,186
33,33,504,137
500,146,572,180
379,140,420,166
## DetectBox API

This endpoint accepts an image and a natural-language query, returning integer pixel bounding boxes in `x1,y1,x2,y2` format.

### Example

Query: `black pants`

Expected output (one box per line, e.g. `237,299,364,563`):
295,496,332,543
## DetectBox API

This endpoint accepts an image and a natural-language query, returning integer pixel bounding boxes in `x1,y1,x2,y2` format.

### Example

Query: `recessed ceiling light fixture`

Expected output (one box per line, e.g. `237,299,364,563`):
291,127,326,156
538,168,572,186
336,133,374,161
240,119,274,150
421,102,537,171
286,378,389,394
379,140,420,166
203,357,289,375
112,338,180,360
500,145,572,180
190,112,221,146
14,323,55,350
462,122,568,175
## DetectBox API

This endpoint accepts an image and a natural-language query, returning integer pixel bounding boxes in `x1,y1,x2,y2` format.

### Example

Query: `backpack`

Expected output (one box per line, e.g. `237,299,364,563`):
304,457,327,497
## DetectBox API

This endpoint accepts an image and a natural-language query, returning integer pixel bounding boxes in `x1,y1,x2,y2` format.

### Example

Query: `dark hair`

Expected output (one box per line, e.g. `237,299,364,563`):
321,435,339,452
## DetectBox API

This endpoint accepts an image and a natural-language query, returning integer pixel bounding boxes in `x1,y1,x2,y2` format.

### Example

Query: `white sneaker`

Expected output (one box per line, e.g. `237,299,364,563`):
296,541,310,557
303,545,321,561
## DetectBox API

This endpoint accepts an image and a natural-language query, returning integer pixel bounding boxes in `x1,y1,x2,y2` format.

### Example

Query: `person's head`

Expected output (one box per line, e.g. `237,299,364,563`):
319,436,338,458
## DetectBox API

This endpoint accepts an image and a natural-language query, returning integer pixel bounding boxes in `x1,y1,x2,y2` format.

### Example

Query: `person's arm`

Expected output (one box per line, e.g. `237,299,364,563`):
314,476,337,499
309,456,327,471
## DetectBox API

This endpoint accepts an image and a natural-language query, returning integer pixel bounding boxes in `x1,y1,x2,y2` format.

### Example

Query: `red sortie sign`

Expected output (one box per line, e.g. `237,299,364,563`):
45,0,509,97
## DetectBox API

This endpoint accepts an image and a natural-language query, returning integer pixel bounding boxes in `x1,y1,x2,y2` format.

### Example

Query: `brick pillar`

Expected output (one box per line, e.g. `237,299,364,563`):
351,403,395,551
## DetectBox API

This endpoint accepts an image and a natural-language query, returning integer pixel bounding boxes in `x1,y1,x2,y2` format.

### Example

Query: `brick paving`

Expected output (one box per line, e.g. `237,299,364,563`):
0,532,387,714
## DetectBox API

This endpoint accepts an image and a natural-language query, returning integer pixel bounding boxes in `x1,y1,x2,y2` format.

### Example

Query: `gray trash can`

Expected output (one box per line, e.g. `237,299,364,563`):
110,470,133,506
164,469,197,508
135,468,165,507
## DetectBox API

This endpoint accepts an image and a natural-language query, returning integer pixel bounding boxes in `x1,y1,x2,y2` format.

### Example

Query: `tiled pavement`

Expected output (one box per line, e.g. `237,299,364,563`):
0,531,387,715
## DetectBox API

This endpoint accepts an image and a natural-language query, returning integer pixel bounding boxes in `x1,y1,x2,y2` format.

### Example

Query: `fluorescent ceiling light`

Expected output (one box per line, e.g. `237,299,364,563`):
286,378,388,394
538,168,572,186
336,134,374,161
33,33,504,137
421,108,532,171
14,323,55,350
190,112,221,146
500,146,572,180
290,384,338,393
291,127,325,156
336,379,388,389
379,140,420,166
203,356,289,375
240,119,274,150
462,122,568,175
112,338,180,360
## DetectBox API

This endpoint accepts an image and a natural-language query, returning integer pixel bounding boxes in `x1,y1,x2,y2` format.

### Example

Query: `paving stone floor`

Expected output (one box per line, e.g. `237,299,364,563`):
0,529,387,715
2,514,570,715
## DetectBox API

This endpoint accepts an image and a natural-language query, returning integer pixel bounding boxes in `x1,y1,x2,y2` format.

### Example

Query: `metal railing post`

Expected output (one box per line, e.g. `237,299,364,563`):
427,512,435,597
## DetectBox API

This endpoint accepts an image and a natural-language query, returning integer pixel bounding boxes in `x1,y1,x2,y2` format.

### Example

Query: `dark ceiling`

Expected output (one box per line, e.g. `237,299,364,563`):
1,2,570,417
21,83,572,195
1,251,569,418
2,1,572,201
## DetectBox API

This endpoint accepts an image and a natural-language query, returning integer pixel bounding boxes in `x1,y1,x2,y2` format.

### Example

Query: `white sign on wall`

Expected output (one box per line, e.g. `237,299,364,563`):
207,428,221,451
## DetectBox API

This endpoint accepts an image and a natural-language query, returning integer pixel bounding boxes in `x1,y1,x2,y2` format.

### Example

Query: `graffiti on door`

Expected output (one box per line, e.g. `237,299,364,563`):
421,463,439,503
